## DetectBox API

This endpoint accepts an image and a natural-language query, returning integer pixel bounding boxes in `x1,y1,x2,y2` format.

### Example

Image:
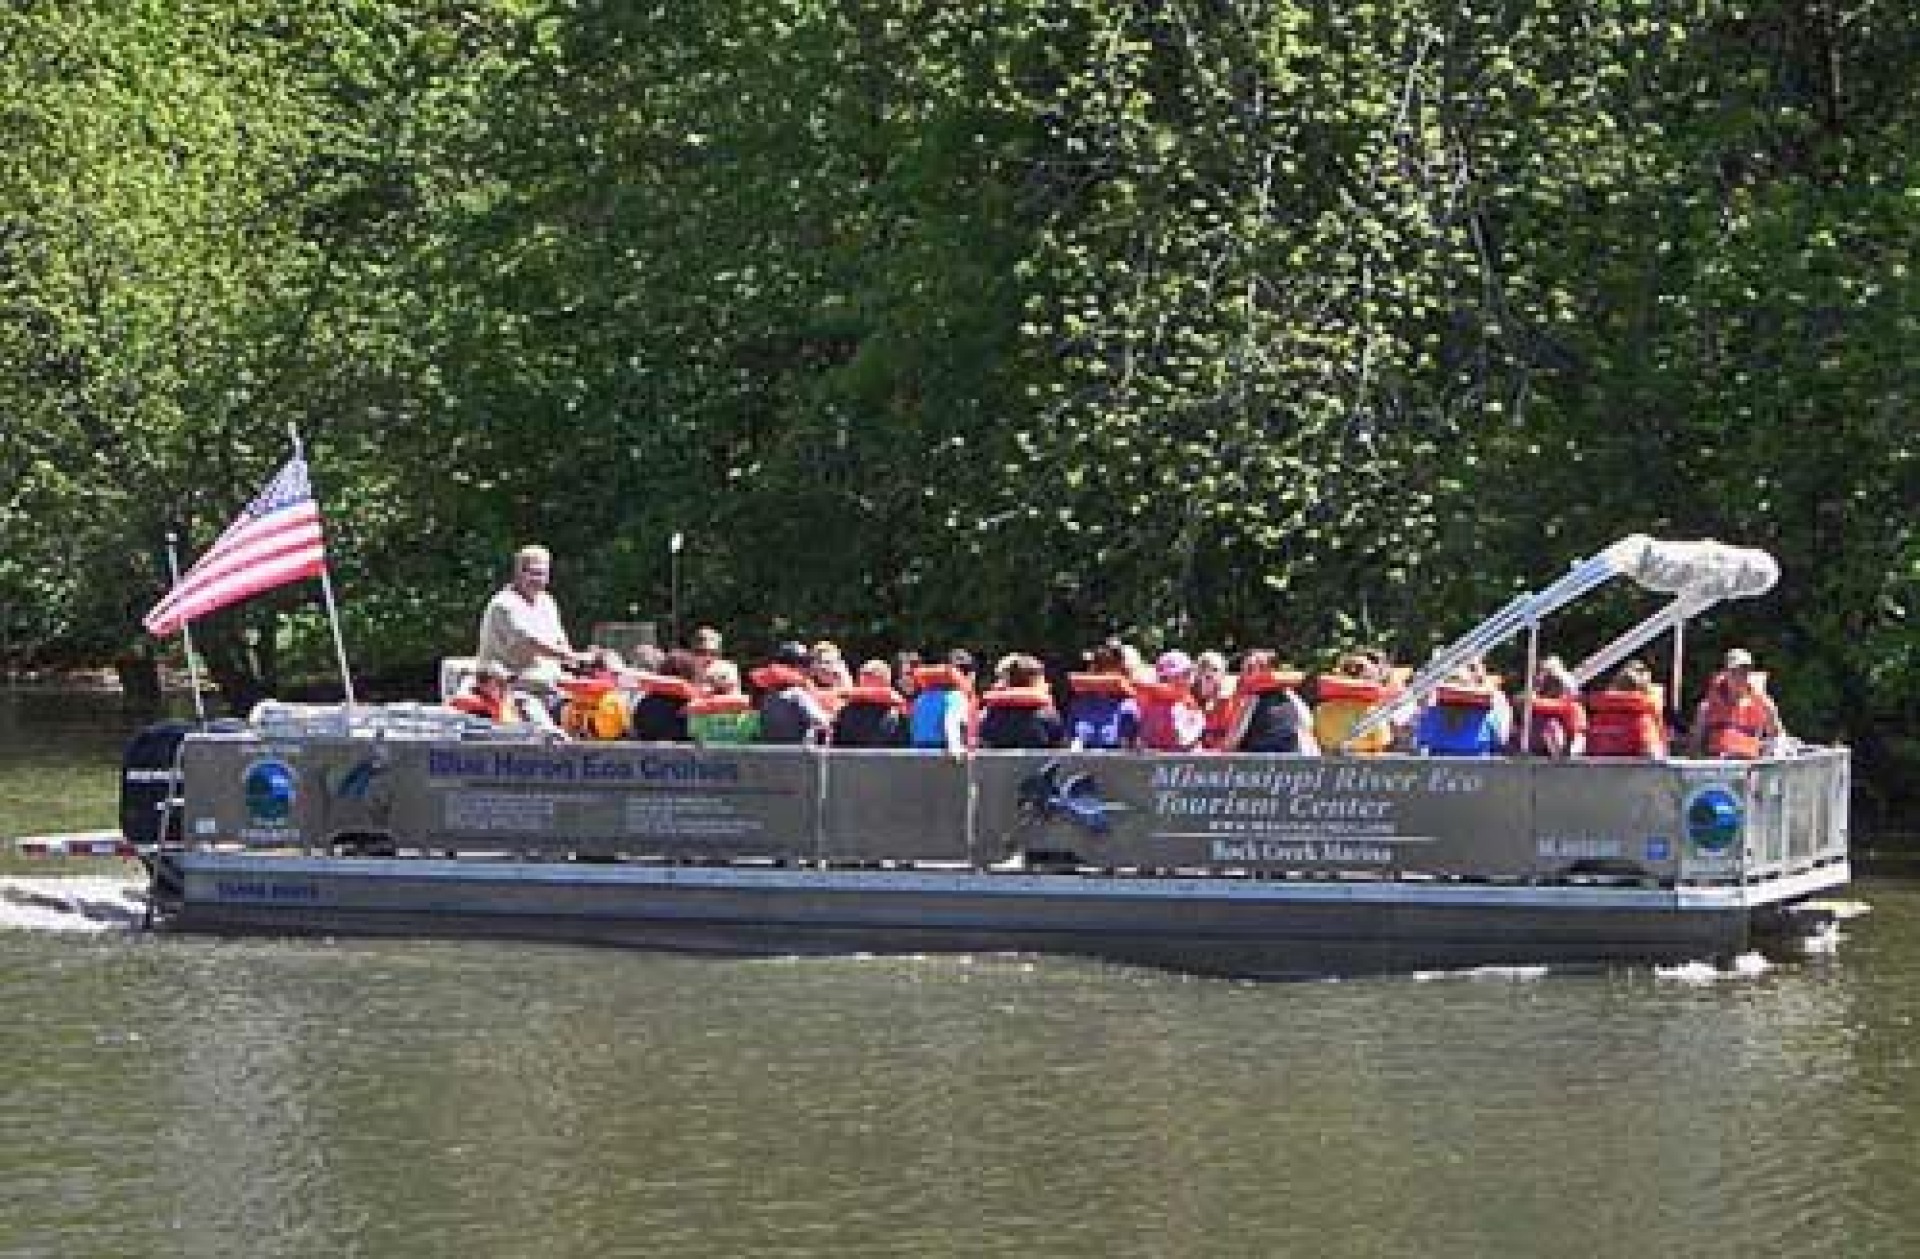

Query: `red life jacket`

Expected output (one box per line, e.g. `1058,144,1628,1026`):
1585,690,1663,757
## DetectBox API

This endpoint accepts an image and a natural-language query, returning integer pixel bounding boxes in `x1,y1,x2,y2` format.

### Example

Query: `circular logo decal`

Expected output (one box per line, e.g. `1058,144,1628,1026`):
1685,786,1743,854
243,759,298,824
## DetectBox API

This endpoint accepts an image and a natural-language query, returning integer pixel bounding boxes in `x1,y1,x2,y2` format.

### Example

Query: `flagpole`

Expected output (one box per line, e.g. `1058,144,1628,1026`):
164,532,209,723
289,425,357,708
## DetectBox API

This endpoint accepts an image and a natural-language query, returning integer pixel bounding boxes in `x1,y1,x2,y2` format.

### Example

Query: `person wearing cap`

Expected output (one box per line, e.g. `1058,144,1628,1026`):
476,544,593,685
1691,648,1785,758
1137,649,1207,752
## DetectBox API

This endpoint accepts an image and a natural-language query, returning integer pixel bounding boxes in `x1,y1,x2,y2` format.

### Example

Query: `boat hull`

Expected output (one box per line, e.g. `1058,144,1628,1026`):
150,851,1846,979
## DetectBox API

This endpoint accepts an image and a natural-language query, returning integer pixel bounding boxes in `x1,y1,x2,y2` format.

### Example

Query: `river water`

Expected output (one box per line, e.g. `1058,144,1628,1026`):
2,690,1917,1257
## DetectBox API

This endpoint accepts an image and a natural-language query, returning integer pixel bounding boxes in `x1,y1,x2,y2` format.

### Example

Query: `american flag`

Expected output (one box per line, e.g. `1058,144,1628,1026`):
143,455,330,636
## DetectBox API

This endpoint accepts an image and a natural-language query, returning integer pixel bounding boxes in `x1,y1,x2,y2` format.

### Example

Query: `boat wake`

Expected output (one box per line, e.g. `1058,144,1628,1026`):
0,877,147,933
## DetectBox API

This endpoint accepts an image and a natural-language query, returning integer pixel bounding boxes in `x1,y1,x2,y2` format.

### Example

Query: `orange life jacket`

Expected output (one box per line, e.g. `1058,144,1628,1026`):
625,672,698,702
980,686,1054,710
1315,675,1383,704
449,691,512,722
684,693,751,717
749,663,808,692
1585,690,1662,758
1067,672,1135,698
839,685,907,710
1238,669,1306,695
912,664,971,692
1701,689,1770,758
1514,694,1586,755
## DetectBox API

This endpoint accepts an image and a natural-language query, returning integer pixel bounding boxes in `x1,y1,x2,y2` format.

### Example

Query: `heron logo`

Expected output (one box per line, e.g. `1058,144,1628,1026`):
243,759,298,826
1017,762,1130,835
1684,785,1743,854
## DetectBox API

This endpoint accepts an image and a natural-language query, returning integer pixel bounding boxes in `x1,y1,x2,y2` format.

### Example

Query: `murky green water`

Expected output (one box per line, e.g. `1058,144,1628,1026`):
3,690,1917,1258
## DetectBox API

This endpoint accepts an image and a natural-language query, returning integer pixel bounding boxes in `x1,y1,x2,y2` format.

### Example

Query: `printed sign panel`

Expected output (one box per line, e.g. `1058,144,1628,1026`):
187,736,824,860
1530,760,1687,881
819,751,971,863
971,752,1542,874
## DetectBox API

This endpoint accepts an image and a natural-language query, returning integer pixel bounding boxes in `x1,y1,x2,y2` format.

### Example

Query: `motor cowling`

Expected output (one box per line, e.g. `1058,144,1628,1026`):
119,721,195,848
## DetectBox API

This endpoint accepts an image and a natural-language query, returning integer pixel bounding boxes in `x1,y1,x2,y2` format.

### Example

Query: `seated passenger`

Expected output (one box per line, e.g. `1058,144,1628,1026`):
833,660,909,748
1136,650,1206,752
1584,659,1667,758
1514,655,1586,757
687,661,759,745
753,642,832,744
1690,648,1785,759
1066,643,1140,750
978,655,1065,749
453,661,561,731
627,649,703,742
1414,659,1506,756
1192,650,1238,750
1313,651,1393,755
1225,650,1318,754
909,649,976,754
808,640,853,714
449,661,517,722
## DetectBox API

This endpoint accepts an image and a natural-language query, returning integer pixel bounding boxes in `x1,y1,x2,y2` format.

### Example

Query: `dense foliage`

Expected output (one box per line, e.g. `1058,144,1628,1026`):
2,1,1914,815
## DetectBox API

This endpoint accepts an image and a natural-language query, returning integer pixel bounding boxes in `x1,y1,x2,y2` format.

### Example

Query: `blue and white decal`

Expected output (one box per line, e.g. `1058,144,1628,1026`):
1684,785,1743,854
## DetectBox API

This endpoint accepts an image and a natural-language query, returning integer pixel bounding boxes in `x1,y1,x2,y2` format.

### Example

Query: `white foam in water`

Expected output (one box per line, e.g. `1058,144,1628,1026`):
1412,964,1551,983
1800,922,1844,955
0,878,146,933
1655,951,1773,984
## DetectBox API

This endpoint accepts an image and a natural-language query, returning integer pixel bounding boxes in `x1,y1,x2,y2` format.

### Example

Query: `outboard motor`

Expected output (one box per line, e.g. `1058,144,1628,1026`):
119,721,197,848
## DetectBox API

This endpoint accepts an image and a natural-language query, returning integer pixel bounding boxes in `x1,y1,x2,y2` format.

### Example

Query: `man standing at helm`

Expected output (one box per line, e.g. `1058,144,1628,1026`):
477,544,591,685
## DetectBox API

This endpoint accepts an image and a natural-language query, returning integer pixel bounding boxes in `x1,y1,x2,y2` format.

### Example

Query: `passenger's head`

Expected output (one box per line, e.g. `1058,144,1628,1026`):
1533,655,1578,698
1005,654,1047,689
1240,648,1277,677
772,641,810,670
1086,642,1125,675
661,648,704,682
858,658,892,688
944,647,976,677
1610,659,1654,693
1335,651,1372,679
1194,650,1230,697
691,625,724,658
893,650,923,697
809,641,851,688
1155,650,1195,683
704,659,742,694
